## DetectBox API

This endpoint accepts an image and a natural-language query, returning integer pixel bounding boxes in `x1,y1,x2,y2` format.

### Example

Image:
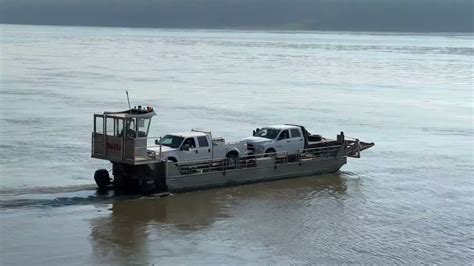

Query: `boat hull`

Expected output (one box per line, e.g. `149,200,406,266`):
165,156,347,193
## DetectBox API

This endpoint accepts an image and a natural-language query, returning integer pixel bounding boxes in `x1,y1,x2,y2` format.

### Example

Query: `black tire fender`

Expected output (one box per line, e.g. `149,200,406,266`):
94,169,110,190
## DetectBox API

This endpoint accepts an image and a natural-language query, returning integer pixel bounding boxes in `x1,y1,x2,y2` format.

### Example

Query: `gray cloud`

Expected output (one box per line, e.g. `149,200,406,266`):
1,0,472,32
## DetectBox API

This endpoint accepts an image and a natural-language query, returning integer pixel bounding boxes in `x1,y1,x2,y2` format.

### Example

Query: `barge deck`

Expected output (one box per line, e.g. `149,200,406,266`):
91,106,374,194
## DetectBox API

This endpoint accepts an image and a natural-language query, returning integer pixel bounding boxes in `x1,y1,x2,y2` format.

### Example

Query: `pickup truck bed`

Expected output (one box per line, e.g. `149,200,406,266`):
285,124,339,149
306,139,338,149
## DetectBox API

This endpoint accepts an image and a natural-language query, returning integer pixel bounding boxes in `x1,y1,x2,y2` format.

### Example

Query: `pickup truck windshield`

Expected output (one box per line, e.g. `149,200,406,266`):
160,135,184,148
255,128,280,139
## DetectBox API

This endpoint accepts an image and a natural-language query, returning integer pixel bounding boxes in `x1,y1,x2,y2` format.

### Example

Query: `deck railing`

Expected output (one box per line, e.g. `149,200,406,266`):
173,144,345,176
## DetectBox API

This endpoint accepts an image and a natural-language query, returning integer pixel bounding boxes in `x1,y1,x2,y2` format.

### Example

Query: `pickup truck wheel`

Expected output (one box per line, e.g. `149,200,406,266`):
264,148,276,158
226,153,238,169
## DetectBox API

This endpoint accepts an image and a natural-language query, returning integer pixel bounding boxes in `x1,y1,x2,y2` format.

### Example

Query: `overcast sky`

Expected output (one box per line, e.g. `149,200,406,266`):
1,0,472,32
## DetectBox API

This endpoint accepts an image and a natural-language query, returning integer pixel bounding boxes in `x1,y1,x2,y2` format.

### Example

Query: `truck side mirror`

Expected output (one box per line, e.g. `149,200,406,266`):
181,144,191,151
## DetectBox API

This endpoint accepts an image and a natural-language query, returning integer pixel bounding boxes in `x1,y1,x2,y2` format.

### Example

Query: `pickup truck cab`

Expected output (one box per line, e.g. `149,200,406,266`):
244,124,337,155
151,130,245,164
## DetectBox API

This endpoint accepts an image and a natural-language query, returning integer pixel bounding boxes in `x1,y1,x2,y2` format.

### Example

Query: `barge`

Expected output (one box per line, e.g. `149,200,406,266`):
91,106,374,194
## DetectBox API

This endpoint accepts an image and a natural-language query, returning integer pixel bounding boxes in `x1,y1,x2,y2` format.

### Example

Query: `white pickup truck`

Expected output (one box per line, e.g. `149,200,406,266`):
244,124,338,155
150,129,246,165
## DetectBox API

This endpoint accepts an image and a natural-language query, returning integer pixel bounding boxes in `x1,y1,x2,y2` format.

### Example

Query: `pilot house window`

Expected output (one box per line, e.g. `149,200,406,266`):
105,118,123,137
94,116,104,134
136,118,150,137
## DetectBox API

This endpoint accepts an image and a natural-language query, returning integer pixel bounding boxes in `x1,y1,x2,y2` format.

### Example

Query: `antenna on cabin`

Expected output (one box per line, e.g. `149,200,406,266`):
126,90,131,111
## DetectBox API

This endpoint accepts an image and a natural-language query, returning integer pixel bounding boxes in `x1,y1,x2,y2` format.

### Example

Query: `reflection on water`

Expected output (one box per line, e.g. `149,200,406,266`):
89,174,347,264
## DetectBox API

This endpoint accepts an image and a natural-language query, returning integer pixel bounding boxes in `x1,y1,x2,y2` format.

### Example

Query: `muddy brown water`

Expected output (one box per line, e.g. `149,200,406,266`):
1,25,473,264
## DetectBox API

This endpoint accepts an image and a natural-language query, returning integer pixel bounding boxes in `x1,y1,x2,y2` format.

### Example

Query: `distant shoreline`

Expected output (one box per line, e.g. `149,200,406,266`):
2,23,473,35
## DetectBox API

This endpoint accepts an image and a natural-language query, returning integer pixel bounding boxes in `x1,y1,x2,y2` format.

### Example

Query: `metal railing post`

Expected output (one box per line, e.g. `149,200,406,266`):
104,116,107,158
298,149,301,166
159,137,162,161
91,132,94,156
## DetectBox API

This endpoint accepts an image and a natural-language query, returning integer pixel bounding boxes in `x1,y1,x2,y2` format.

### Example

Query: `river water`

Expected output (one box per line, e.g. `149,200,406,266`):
0,25,473,264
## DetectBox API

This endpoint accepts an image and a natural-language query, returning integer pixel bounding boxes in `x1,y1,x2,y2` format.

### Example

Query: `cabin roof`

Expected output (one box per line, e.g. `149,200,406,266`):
102,108,156,119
